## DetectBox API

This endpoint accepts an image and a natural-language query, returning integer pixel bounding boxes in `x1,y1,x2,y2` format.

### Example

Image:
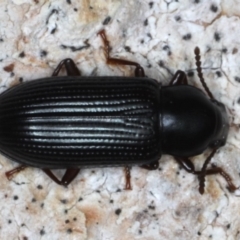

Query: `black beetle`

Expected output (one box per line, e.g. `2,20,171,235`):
0,30,237,194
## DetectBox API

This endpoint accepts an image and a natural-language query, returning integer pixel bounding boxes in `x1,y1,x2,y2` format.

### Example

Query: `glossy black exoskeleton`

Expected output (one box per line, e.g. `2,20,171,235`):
0,30,237,194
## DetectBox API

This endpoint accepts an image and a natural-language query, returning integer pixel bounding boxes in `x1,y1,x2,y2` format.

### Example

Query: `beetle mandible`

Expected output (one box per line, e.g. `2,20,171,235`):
0,30,238,194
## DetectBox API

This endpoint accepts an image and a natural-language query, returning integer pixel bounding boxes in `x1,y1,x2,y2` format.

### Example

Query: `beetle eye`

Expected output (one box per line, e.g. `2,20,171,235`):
210,140,224,148
210,140,221,148
211,141,219,147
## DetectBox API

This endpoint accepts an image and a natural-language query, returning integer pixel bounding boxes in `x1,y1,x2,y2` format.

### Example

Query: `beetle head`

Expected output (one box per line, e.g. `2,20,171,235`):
209,100,229,148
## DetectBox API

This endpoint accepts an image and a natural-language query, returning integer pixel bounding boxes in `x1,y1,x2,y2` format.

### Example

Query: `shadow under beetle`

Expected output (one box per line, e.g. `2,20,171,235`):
0,30,238,194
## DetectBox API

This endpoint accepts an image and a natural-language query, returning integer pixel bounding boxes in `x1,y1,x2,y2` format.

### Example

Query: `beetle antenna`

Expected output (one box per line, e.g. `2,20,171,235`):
198,148,217,194
194,47,215,100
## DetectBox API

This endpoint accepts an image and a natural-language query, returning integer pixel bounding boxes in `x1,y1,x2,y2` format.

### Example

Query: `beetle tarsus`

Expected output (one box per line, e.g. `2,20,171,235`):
204,165,238,193
198,175,205,195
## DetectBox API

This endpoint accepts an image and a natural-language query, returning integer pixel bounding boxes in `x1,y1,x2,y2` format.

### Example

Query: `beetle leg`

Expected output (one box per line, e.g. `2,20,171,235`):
98,29,145,77
42,169,61,185
42,168,80,186
169,70,188,85
5,165,27,180
124,166,132,190
174,157,195,172
174,156,238,194
61,168,80,186
175,155,212,194
52,58,81,76
141,160,159,170
197,148,217,194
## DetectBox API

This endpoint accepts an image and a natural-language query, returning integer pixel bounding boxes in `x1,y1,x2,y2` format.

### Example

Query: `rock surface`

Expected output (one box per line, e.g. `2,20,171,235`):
0,0,240,239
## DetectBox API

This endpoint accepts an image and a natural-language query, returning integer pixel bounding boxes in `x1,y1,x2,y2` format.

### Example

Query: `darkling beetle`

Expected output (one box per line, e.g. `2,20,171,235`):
0,30,238,194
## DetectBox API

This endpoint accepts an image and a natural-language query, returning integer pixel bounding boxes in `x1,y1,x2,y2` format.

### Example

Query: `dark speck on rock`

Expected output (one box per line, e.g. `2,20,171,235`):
124,46,131,52
51,27,57,34
222,48,227,53
61,199,68,204
210,4,218,12
214,32,221,42
19,51,25,58
149,2,154,8
215,71,222,77
182,33,191,40
40,50,48,57
148,205,155,210
144,19,148,26
40,229,45,235
115,208,122,215
206,46,211,52
232,48,238,54
158,60,164,67
234,76,240,83
13,195,18,200
163,45,170,51
175,15,181,21
147,33,152,39
103,16,111,25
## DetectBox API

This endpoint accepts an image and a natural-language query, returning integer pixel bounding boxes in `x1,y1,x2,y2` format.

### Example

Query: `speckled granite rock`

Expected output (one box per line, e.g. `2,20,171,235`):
0,0,240,239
